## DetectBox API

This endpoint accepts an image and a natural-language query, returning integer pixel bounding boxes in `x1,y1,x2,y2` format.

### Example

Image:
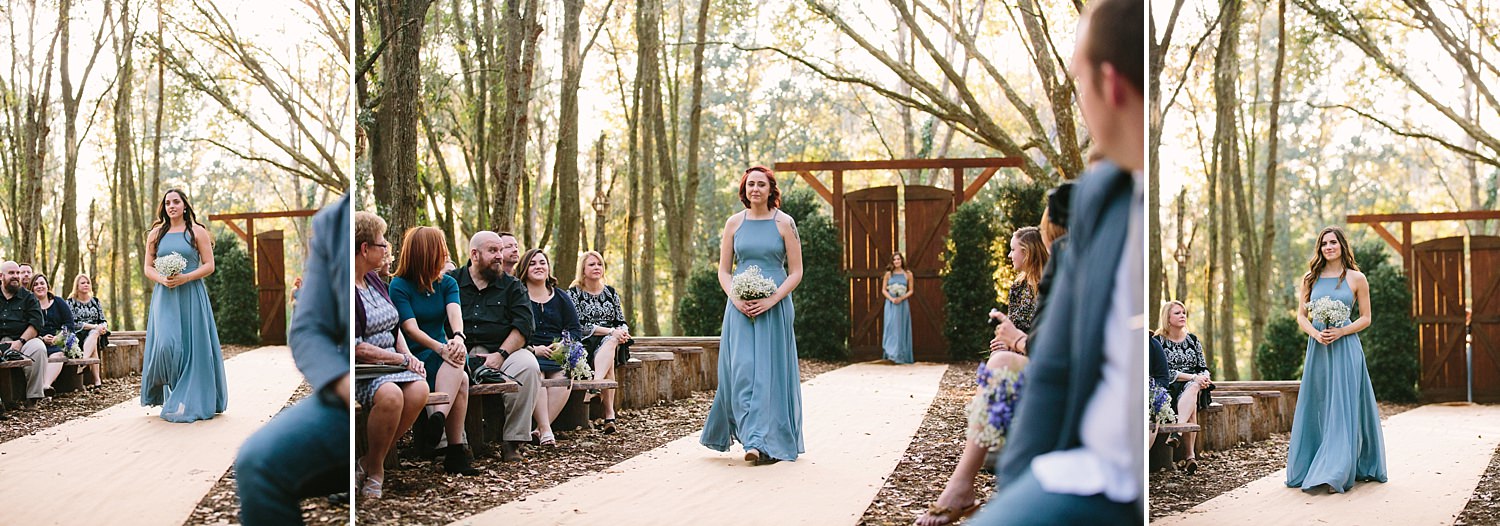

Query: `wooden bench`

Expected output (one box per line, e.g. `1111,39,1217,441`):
1150,422,1201,471
631,345,708,397
355,391,451,469
463,377,620,457
1200,396,1255,451
48,357,103,394
632,336,720,391
618,351,676,410
1215,380,1300,433
0,357,34,405
1212,390,1283,441
98,338,143,379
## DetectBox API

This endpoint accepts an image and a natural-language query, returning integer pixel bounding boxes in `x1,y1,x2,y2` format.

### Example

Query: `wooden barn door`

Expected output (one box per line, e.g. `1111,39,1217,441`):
903,185,953,361
256,230,287,345
843,187,898,361
1468,235,1500,402
1414,237,1468,402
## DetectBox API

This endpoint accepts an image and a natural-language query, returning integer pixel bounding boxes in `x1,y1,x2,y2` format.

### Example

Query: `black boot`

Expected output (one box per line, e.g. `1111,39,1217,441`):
443,443,481,475
416,411,446,458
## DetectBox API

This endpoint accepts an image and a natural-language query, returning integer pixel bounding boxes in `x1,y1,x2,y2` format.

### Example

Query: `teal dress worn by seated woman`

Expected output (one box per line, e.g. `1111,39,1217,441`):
141,229,228,423
700,214,805,462
882,273,913,364
1285,276,1387,493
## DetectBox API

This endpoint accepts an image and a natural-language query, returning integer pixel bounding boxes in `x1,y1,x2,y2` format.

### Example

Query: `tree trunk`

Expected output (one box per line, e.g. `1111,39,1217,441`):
114,0,138,330
491,0,542,232
592,133,609,254
552,0,584,286
1248,0,1287,380
1211,0,1242,380
635,0,663,335
371,0,434,245
666,0,711,333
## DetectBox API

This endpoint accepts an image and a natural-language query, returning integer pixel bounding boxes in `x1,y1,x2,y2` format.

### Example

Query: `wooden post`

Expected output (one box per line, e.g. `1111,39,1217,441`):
832,170,844,268
952,167,964,209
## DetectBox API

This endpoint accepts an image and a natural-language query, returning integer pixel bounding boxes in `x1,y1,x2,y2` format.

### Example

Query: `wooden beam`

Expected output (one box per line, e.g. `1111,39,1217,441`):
1347,210,1500,223
208,210,319,221
833,170,844,268
775,157,1023,171
962,166,1001,203
952,167,964,210
223,220,251,245
796,171,834,204
1365,222,1403,254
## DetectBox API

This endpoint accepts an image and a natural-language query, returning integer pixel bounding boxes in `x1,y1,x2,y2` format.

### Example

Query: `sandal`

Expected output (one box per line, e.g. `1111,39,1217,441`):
360,473,383,498
599,418,617,435
538,431,556,447
1183,457,1198,474
1164,433,1181,448
916,501,981,526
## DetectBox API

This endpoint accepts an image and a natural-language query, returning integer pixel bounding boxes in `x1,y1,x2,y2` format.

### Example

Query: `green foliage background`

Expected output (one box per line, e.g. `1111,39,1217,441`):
205,230,259,345
943,199,999,360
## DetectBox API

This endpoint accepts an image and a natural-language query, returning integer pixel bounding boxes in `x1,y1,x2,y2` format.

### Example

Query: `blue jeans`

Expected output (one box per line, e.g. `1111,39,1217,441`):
969,467,1140,525
235,396,348,525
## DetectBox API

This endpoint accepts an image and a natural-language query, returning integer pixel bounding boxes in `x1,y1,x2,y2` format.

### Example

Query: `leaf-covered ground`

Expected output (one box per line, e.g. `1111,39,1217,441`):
857,362,982,526
353,359,844,525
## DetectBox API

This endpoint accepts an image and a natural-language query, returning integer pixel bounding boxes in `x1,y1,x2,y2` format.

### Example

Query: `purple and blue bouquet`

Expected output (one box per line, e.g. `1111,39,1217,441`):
966,363,1025,448
1149,378,1176,428
548,334,594,381
55,328,81,359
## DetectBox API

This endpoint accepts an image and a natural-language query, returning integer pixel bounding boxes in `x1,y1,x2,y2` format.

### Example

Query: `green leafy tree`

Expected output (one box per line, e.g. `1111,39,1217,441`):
679,265,724,337
991,180,1049,239
943,199,999,360
780,189,849,361
1355,242,1419,402
1254,315,1305,380
205,230,259,345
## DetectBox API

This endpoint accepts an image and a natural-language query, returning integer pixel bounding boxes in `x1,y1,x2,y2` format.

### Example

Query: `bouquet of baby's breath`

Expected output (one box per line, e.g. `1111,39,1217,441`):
1306,296,1352,328
731,265,778,323
887,283,907,298
1149,379,1176,427
966,363,1025,449
548,335,593,381
56,328,81,359
154,252,187,277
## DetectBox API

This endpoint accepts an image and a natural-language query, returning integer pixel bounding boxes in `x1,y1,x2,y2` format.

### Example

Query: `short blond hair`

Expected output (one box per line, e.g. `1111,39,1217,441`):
570,251,605,289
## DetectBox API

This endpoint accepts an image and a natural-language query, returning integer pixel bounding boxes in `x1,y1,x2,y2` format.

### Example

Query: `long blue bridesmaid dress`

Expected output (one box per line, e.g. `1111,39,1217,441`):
140,229,229,423
1285,276,1387,492
882,273,913,364
700,214,805,462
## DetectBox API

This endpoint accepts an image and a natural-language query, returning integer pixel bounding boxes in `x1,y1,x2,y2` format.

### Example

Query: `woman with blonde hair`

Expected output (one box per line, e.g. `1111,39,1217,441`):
66,273,108,391
566,250,632,433
1153,300,1211,473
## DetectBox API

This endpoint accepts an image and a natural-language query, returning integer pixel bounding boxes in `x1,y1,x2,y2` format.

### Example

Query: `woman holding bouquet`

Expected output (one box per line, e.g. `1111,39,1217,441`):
700,166,804,465
141,188,228,423
1286,226,1386,493
881,252,914,364
516,248,585,446
33,274,77,394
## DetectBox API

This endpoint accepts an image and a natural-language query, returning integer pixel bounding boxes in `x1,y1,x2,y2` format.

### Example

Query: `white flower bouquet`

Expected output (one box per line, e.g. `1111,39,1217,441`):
55,328,81,359
1306,296,1352,328
1149,379,1176,427
731,265,777,301
887,283,907,298
154,252,188,277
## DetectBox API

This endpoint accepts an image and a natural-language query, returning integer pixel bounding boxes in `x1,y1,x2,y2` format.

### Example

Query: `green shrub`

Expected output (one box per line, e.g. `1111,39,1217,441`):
991,180,1049,240
1254,315,1306,380
943,199,999,360
1362,256,1419,402
205,230,259,345
678,265,724,337
781,189,849,361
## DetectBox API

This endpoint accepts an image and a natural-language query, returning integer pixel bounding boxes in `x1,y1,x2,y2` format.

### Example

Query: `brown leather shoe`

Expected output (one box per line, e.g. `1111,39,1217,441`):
501,440,523,462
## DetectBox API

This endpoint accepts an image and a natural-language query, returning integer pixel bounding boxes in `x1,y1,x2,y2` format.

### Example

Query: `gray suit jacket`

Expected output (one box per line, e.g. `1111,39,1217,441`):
289,195,350,406
996,161,1134,489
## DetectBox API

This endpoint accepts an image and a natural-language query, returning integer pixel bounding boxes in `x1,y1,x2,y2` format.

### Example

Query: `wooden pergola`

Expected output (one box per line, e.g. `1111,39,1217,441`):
208,210,319,346
775,157,1025,233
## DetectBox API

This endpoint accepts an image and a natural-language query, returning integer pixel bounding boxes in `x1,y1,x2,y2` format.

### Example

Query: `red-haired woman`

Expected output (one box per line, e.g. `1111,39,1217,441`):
389,226,479,475
700,166,804,465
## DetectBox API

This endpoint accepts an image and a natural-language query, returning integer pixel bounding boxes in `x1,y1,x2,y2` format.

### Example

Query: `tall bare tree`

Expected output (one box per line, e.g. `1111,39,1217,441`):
1210,0,1243,379
490,0,543,232
58,0,111,297
364,0,434,243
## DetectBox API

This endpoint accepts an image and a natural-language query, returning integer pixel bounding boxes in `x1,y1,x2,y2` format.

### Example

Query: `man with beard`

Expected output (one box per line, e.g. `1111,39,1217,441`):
497,231,522,276
0,260,48,409
449,231,541,462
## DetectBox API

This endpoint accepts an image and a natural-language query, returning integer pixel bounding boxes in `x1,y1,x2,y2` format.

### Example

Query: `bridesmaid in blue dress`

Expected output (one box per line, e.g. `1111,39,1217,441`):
882,252,913,364
1285,226,1387,493
701,166,805,465
141,189,228,423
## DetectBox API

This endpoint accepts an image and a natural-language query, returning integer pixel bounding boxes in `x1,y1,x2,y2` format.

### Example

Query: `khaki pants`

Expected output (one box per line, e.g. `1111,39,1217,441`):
472,345,541,442
4,337,48,399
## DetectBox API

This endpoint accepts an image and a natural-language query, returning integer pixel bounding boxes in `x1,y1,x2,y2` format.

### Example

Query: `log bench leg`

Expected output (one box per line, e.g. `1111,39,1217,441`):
553,390,592,431
465,398,493,459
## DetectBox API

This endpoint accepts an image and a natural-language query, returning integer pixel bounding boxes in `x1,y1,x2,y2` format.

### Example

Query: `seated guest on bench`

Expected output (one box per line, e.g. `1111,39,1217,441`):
515,248,586,446
32,274,77,394
354,211,431,497
0,261,48,408
66,273,108,391
450,231,543,462
566,250,632,434
1155,300,1211,474
234,196,350,524
390,226,480,475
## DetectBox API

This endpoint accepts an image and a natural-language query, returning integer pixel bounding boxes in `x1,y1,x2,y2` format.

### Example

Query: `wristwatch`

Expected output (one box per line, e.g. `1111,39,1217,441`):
498,348,512,359
401,354,411,368
452,331,466,340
